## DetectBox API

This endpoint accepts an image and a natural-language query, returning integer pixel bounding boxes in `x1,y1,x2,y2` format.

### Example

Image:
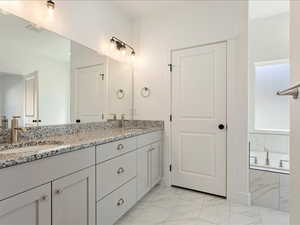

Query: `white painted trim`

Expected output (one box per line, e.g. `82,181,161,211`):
249,129,289,135
254,58,289,67
227,38,251,205
249,58,290,134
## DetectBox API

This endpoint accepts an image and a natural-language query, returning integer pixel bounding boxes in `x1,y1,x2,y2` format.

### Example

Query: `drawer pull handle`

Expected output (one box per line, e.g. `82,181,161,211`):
117,167,125,174
39,195,48,201
117,144,124,150
117,198,125,206
55,189,63,195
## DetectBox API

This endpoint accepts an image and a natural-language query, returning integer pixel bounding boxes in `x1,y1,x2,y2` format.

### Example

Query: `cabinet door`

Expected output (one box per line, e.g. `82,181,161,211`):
52,168,95,225
136,146,151,200
151,142,161,187
0,184,51,225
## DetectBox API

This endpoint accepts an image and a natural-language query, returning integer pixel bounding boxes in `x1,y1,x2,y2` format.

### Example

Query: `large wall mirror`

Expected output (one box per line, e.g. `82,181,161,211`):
0,13,133,128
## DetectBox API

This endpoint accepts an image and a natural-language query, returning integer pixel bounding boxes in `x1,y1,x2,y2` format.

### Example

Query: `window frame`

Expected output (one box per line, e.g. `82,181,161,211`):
249,58,290,135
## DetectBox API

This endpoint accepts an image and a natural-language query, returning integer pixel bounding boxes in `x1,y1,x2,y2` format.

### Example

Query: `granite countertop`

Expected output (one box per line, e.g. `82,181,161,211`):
0,127,163,169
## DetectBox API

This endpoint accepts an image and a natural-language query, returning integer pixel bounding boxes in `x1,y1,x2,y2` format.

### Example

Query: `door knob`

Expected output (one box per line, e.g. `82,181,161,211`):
218,124,225,130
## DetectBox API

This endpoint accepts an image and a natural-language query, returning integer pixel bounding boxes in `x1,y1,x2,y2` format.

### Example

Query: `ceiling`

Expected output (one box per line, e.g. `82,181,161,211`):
113,0,289,20
113,1,230,20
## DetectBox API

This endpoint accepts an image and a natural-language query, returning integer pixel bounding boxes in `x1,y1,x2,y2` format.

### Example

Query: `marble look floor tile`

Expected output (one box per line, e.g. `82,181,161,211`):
116,184,289,225
163,218,216,225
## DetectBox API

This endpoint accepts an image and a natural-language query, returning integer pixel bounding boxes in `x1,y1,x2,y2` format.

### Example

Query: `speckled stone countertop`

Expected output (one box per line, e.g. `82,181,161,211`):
0,126,163,169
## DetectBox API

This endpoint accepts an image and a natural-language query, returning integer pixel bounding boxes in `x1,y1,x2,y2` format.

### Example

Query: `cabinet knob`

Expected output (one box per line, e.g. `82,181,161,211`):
117,198,125,206
117,144,124,150
117,167,125,174
55,189,63,195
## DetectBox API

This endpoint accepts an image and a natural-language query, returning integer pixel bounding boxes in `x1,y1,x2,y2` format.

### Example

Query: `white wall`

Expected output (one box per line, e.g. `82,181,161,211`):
0,74,25,125
248,13,289,133
290,1,300,224
0,1,134,58
133,1,249,203
0,42,70,126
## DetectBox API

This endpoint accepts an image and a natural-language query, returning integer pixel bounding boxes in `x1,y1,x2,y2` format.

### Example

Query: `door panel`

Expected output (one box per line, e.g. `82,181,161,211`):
137,146,151,200
74,64,105,122
0,184,51,225
151,142,161,187
52,168,95,225
172,42,227,196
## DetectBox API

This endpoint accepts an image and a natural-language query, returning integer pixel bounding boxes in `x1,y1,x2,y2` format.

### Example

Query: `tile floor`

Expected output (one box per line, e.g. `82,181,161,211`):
116,184,289,225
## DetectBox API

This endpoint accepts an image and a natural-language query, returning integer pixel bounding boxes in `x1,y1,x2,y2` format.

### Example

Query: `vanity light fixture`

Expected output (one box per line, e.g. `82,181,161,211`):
47,0,55,10
110,36,136,59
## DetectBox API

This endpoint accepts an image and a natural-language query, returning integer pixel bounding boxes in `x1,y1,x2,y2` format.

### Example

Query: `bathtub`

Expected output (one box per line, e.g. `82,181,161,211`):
250,151,289,174
249,151,289,212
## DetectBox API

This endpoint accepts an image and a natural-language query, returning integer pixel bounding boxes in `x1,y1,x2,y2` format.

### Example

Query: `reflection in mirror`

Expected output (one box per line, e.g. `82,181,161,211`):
0,13,133,127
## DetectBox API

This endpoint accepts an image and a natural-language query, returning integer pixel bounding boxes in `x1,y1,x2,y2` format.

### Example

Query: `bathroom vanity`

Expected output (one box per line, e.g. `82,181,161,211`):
0,122,163,225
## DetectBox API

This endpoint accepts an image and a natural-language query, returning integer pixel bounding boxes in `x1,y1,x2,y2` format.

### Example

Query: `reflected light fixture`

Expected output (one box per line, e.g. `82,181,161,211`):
47,0,55,10
110,37,136,60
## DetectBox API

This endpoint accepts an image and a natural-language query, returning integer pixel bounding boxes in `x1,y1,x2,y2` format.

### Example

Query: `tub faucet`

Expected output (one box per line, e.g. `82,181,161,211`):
120,114,126,129
279,159,289,168
250,156,258,164
264,147,270,166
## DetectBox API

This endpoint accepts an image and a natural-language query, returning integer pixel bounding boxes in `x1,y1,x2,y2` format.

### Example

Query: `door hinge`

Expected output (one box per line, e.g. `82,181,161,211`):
99,73,104,80
169,114,173,122
168,64,173,72
169,164,172,172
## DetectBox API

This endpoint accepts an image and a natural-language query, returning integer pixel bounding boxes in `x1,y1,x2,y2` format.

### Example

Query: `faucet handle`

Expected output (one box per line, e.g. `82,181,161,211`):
12,116,21,119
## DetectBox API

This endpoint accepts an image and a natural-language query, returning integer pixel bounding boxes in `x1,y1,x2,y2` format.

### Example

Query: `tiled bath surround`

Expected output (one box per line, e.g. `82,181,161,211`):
249,132,289,154
0,120,164,144
249,132,289,212
250,169,289,212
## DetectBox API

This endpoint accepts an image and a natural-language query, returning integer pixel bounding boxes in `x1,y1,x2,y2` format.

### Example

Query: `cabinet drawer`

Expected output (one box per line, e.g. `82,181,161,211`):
137,131,162,148
97,151,136,200
97,178,136,225
96,137,137,163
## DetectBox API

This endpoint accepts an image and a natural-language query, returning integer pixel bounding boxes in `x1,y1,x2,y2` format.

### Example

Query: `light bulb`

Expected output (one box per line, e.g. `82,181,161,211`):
110,39,115,50
131,51,136,61
121,48,126,56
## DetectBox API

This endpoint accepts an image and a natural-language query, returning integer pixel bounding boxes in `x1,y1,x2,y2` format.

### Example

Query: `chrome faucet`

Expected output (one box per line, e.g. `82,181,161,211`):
11,116,26,144
120,114,126,129
250,156,258,164
264,147,270,166
279,159,289,168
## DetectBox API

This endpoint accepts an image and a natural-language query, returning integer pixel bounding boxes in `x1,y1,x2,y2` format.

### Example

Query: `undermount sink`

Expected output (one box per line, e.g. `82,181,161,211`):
0,141,64,161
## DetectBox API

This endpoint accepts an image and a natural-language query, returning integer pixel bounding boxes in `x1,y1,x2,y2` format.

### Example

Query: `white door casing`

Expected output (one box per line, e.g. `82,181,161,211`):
24,71,39,127
74,64,106,123
171,42,227,197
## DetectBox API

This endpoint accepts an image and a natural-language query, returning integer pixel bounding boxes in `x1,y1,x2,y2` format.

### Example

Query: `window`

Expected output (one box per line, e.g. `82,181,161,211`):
254,60,290,132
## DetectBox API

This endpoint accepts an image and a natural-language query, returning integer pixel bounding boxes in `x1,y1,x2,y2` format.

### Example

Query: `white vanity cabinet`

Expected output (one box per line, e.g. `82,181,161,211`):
137,139,162,201
96,131,162,225
0,146,95,225
0,183,51,225
52,168,95,225
0,130,162,225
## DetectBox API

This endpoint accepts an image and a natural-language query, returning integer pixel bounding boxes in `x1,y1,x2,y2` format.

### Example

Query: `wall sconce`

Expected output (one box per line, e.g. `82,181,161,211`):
110,36,136,59
47,0,55,10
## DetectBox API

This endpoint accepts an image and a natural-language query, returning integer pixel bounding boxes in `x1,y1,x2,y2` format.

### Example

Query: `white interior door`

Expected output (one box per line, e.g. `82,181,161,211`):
74,64,106,123
171,42,227,197
24,71,39,127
